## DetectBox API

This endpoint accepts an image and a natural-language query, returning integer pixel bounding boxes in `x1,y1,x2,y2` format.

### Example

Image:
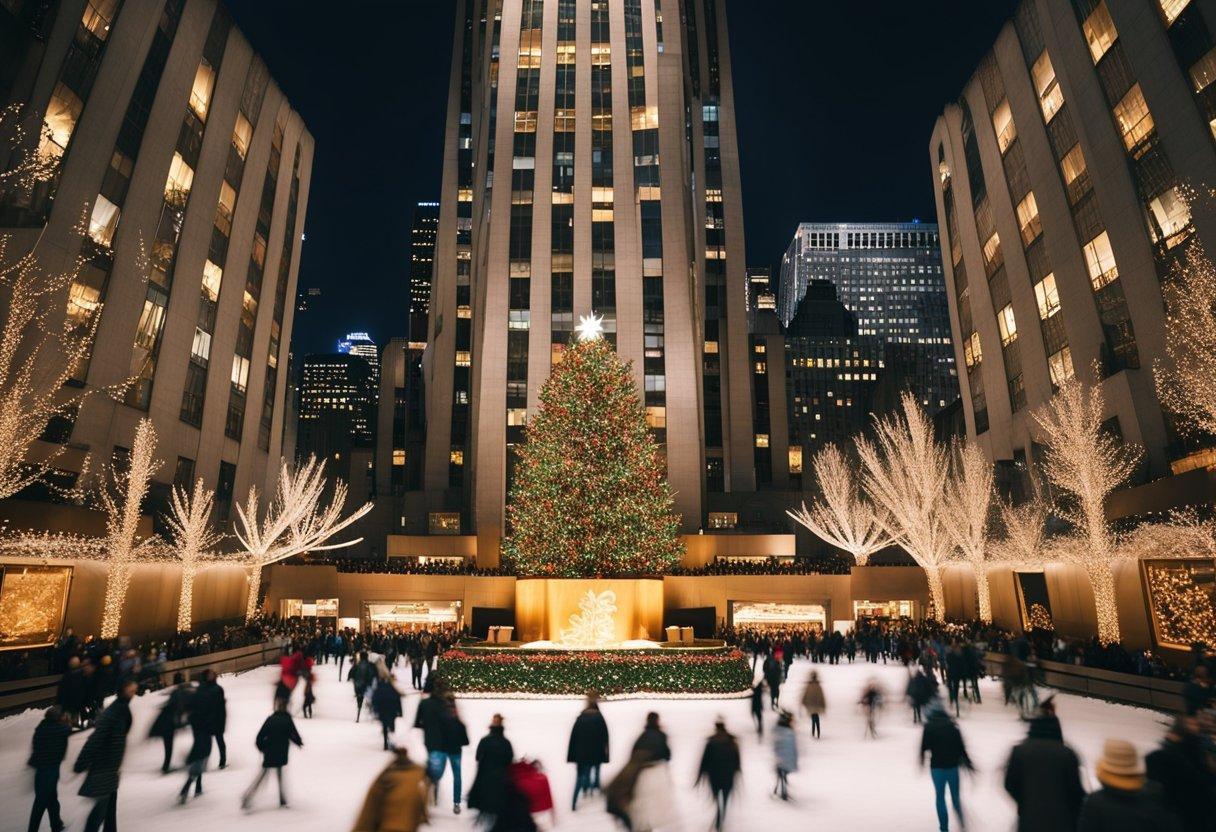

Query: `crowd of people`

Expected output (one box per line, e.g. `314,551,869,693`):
667,556,854,576
13,612,1216,832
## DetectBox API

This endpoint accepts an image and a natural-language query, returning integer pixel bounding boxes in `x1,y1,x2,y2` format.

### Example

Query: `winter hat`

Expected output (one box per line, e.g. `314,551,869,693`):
1095,739,1144,791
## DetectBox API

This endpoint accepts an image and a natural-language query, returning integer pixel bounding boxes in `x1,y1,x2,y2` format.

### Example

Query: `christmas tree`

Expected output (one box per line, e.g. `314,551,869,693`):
503,317,684,576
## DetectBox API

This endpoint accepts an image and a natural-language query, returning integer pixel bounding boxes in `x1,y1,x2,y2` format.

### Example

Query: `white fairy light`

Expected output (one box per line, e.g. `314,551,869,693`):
787,443,891,566
164,478,224,633
235,456,372,620
1156,239,1216,437
992,497,1050,570
942,440,996,623
856,393,955,621
575,312,604,341
1030,374,1140,644
98,419,162,639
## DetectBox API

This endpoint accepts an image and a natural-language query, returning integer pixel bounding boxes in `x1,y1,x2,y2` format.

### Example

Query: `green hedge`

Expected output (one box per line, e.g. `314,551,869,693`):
434,647,753,696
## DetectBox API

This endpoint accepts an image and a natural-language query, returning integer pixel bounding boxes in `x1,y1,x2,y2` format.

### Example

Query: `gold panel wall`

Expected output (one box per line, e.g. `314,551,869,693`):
514,578,664,643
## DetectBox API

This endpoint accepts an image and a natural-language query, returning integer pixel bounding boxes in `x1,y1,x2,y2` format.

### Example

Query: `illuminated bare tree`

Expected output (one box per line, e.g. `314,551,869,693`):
1122,508,1216,561
98,419,162,639
236,456,372,620
942,440,996,622
164,478,223,633
857,393,955,620
0,103,59,193
1031,376,1140,644
1156,241,1216,435
992,497,1050,569
787,443,891,566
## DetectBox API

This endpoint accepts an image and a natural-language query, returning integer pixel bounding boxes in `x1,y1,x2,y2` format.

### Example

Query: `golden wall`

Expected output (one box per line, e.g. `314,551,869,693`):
513,578,664,642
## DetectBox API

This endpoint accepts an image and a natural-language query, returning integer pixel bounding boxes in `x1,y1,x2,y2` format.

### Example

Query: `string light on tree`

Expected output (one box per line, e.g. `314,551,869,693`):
1030,374,1140,644
164,478,223,633
942,440,996,623
856,393,955,621
787,443,891,566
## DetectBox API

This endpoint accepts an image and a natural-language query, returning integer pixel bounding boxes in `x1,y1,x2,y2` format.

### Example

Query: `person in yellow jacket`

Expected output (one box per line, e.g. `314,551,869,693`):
352,747,430,832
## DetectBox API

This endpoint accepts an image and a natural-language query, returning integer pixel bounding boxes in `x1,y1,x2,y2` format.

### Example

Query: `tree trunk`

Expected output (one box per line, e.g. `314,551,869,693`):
925,567,946,621
1087,561,1121,644
100,563,131,639
176,568,195,633
974,564,993,624
245,565,263,622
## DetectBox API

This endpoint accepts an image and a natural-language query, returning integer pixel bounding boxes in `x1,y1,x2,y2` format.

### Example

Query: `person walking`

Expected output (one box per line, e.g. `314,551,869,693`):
435,694,469,814
371,668,404,751
74,679,137,832
763,652,783,710
1077,739,1182,831
149,671,191,774
351,747,429,832
27,706,70,832
567,693,610,810
629,714,676,832
750,681,765,736
631,712,671,763
919,700,973,832
772,711,798,801
801,671,826,739
348,651,375,723
1003,700,1085,832
414,682,446,799
1145,716,1216,832
407,638,424,691
697,719,740,830
193,670,227,769
907,667,937,725
859,680,883,739
178,695,212,804
242,698,304,811
467,714,514,824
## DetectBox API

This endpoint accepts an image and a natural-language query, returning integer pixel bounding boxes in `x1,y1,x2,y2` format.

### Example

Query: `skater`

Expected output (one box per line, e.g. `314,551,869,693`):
750,681,765,736
801,670,826,739
414,681,446,794
348,651,375,722
1078,739,1181,831
632,711,671,762
371,667,404,751
74,679,137,832
301,672,316,719
763,651,783,709
407,638,424,690
242,698,303,811
27,706,70,832
178,695,212,804
772,711,798,801
1145,715,1216,831
859,679,884,739
696,719,740,831
629,715,677,832
352,747,429,832
1004,700,1085,832
434,694,469,814
467,714,513,823
149,671,191,773
567,693,610,810
920,700,973,832
194,670,228,769
908,667,937,725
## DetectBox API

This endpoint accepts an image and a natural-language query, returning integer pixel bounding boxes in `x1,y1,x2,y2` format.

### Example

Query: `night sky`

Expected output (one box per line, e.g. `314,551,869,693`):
225,1,1018,357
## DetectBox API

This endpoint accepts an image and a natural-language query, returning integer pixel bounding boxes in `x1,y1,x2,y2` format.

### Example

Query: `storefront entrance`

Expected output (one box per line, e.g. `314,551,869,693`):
729,601,827,631
853,599,915,620
363,600,463,630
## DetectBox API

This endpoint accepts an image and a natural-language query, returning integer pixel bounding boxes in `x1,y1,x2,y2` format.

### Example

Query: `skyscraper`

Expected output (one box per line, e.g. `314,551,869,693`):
298,353,376,450
779,222,958,415
423,0,754,561
930,0,1213,481
408,201,439,347
0,0,312,515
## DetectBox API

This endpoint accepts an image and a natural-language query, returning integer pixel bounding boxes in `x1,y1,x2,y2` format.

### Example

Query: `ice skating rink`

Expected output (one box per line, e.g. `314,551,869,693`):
0,656,1167,831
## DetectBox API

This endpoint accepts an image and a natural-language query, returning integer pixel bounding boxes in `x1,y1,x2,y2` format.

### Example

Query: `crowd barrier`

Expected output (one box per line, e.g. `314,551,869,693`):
984,651,1186,713
0,639,287,716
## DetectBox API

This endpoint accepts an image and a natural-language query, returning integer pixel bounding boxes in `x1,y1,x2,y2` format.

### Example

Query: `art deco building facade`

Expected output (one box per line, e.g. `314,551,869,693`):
408,201,439,347
0,0,313,519
425,0,754,560
930,0,1216,479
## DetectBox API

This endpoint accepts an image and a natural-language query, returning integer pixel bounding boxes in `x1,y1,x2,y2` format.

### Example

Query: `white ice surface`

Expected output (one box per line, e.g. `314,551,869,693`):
0,655,1168,831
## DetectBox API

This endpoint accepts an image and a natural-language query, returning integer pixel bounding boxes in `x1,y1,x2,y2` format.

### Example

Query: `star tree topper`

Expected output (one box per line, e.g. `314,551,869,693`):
576,311,604,341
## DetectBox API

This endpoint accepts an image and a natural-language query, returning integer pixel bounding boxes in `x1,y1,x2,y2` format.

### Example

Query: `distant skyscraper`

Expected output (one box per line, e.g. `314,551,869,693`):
425,0,755,560
298,353,376,450
408,201,439,347
780,222,958,414
338,331,379,380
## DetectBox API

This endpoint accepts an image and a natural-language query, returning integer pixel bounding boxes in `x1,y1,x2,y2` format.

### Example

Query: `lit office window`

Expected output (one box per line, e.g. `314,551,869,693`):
1083,2,1118,64
1083,232,1119,290
1032,52,1064,122
997,304,1018,347
1016,192,1042,245
1034,274,1061,320
992,100,1017,153
1112,84,1155,151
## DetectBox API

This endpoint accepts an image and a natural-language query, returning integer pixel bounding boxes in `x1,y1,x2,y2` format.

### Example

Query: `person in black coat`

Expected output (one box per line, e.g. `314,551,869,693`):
414,684,447,764
435,695,470,813
193,670,227,768
1078,739,1182,832
74,679,136,832
348,652,375,722
178,699,212,803
1145,716,1216,832
371,673,403,751
920,701,973,832
632,711,671,762
750,681,765,736
696,720,741,831
28,706,70,832
567,694,610,810
56,657,87,727
1004,707,1085,832
762,654,783,709
241,698,304,810
467,714,514,821
148,672,191,773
